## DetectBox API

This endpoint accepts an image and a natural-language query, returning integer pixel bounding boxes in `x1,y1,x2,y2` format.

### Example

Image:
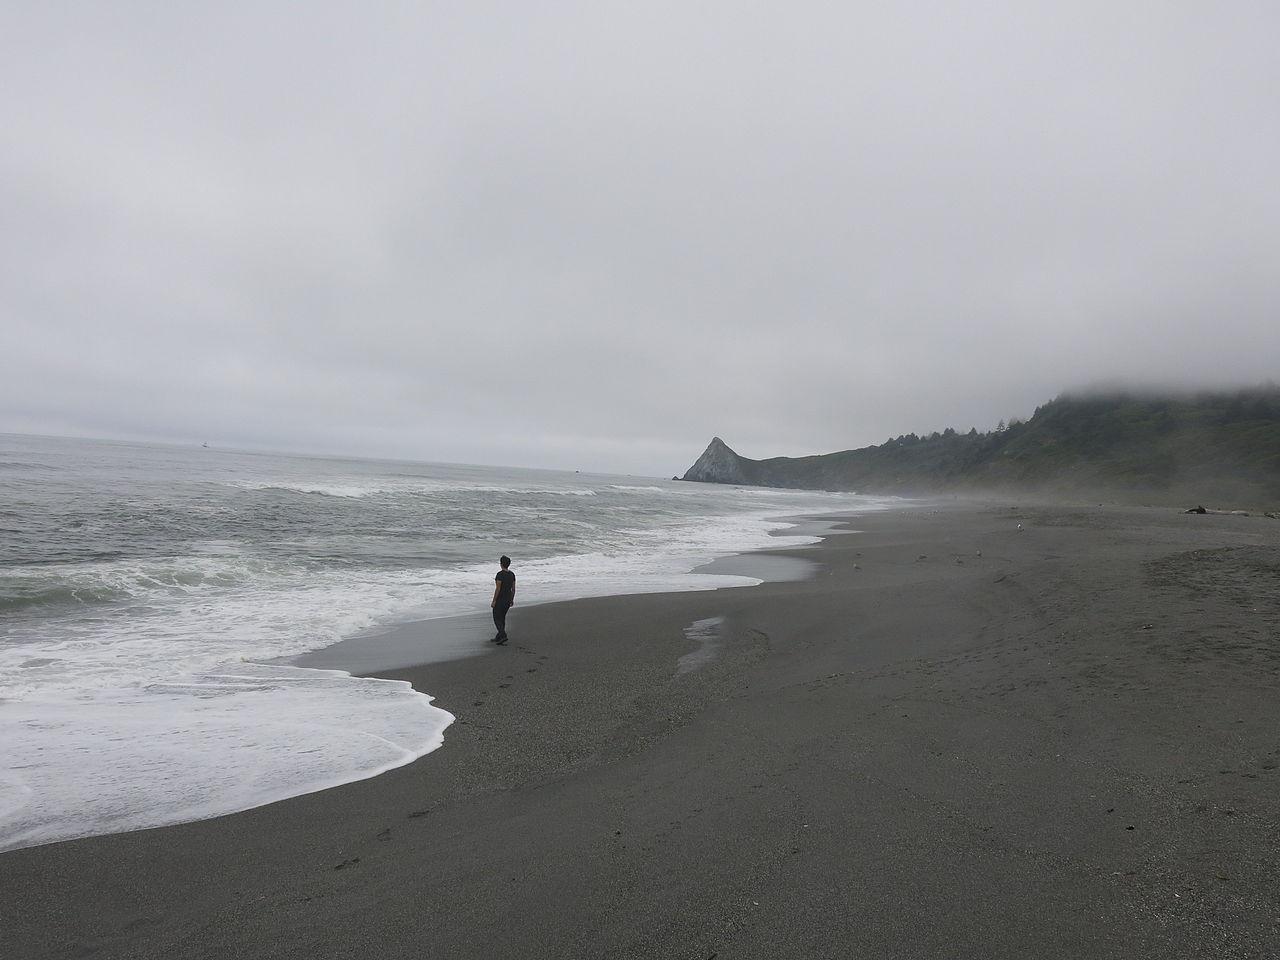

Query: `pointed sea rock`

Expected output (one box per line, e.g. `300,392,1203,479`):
682,437,750,484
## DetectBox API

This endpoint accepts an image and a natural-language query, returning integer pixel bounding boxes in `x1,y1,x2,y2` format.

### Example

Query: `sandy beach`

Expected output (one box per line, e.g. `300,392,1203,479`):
4,500,1278,959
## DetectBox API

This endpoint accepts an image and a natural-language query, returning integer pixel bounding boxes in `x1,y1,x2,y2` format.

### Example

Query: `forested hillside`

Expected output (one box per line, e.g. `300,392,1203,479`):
682,388,1280,502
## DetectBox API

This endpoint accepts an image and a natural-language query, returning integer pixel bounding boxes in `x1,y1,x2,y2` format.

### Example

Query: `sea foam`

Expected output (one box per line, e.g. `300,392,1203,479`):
0,664,451,852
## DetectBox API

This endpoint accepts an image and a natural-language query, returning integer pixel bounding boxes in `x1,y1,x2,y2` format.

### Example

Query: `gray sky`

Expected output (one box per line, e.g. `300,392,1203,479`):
3,2,1278,474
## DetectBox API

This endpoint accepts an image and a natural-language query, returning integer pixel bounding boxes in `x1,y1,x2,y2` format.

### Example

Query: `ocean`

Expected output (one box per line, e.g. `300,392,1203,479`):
0,434,893,851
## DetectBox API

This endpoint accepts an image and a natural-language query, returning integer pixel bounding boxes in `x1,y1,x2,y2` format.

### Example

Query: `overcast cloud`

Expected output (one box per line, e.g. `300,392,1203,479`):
3,2,1278,473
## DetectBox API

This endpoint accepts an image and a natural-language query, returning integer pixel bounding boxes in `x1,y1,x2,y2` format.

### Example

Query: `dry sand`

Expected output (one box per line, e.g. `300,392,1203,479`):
3,500,1278,958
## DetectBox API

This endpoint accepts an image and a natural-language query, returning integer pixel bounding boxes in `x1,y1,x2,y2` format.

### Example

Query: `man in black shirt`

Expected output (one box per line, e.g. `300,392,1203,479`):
490,555,515,645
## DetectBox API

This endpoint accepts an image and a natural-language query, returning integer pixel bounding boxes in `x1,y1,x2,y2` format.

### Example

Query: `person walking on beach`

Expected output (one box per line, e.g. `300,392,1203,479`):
491,555,515,645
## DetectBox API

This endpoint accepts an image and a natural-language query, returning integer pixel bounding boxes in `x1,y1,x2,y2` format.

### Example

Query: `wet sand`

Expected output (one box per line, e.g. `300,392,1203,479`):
4,500,1279,958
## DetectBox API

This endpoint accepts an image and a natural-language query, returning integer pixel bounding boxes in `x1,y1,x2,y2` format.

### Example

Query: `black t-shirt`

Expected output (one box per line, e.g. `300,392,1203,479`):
495,569,515,605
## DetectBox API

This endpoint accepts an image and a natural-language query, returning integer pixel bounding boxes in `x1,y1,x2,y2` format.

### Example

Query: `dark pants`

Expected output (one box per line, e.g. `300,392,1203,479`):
492,601,511,639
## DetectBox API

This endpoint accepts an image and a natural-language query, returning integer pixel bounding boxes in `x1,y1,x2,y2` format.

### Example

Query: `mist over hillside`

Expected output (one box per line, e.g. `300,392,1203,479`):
682,387,1280,504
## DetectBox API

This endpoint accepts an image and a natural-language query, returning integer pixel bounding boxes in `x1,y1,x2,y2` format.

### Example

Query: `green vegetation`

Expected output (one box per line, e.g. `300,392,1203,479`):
693,387,1280,503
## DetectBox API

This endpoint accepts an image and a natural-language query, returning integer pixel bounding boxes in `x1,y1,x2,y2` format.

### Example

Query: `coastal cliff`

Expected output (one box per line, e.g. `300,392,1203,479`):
680,388,1280,501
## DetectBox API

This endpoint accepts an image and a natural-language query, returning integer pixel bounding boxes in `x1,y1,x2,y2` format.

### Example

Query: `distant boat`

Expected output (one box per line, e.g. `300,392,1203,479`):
201,443,209,448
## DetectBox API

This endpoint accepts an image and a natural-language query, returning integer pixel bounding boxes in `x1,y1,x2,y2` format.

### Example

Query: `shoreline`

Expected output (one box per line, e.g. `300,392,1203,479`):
293,509,865,676
0,503,877,855
4,499,1278,958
